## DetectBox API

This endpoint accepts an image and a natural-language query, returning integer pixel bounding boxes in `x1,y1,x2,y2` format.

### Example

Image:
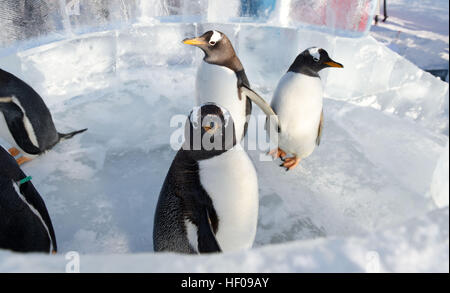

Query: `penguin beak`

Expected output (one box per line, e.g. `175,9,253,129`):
183,37,207,46
324,60,344,68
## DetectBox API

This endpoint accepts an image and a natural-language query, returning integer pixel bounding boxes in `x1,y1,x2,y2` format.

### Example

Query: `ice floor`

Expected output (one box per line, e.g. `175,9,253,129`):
0,23,448,272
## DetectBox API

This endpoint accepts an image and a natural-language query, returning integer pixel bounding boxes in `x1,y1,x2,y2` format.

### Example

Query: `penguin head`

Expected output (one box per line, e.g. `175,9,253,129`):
183,30,241,70
183,103,236,160
288,47,343,76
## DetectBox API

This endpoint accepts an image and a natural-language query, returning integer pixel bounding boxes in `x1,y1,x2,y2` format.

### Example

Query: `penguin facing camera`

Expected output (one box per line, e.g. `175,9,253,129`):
0,68,87,165
153,103,259,254
268,47,343,171
0,145,57,253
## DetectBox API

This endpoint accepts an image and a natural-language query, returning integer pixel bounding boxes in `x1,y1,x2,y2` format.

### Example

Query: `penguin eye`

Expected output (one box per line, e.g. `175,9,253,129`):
313,56,320,62
203,121,217,132
209,41,216,46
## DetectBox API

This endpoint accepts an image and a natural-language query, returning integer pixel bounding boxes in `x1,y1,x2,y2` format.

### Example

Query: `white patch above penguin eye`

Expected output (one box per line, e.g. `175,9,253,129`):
209,30,222,46
308,47,321,62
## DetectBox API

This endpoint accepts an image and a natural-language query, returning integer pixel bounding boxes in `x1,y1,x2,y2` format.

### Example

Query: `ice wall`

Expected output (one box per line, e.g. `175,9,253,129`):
0,0,376,48
1,21,448,133
271,0,375,36
0,22,448,272
431,141,449,208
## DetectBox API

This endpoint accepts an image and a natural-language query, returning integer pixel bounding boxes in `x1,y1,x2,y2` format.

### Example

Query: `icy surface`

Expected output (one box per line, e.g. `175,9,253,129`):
371,0,449,71
0,0,376,49
431,142,449,209
0,21,448,272
271,0,375,35
0,207,447,273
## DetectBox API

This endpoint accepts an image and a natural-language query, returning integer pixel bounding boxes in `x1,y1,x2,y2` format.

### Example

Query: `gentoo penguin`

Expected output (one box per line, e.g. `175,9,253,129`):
153,103,259,253
183,30,278,142
0,68,87,165
268,47,343,170
0,145,57,253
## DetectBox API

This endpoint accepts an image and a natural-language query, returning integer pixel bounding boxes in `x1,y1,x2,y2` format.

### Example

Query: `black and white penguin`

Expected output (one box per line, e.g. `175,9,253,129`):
268,47,343,170
0,145,57,253
153,103,258,253
183,30,277,142
0,68,87,165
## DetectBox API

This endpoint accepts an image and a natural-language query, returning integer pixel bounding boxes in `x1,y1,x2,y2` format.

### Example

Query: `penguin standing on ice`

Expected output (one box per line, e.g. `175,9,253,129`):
183,30,277,142
153,103,259,253
268,47,343,170
0,68,87,165
0,146,57,253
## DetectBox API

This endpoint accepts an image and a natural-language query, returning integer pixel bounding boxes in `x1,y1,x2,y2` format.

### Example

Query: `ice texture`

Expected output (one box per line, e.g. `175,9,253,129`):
0,0,376,48
271,0,375,35
0,22,448,272
431,141,449,208
0,208,448,273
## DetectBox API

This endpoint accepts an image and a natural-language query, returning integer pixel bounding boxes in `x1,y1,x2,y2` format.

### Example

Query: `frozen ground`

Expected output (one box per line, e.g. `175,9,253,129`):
0,14,448,272
371,0,449,71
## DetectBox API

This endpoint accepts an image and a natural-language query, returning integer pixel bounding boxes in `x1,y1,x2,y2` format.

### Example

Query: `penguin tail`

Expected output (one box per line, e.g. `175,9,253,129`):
58,128,88,141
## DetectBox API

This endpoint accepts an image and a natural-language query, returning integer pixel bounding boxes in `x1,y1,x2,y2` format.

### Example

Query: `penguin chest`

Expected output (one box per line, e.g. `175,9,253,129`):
198,147,259,252
272,72,323,158
195,62,247,141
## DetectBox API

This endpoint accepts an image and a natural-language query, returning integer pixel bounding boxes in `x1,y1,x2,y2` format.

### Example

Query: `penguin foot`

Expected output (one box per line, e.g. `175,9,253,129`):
268,148,287,160
281,156,301,171
8,147,20,157
16,156,32,166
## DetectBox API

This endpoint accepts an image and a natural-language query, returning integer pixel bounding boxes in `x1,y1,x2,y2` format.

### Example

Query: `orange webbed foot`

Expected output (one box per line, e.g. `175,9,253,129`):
16,156,33,165
8,147,20,157
281,156,301,171
268,148,287,160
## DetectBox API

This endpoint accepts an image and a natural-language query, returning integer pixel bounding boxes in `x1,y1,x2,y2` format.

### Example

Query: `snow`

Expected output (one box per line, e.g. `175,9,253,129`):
0,1,448,273
0,207,447,273
371,0,449,70
431,141,449,208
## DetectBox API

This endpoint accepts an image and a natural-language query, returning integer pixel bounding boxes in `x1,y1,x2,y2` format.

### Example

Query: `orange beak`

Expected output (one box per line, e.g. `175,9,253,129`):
324,61,344,68
183,37,207,46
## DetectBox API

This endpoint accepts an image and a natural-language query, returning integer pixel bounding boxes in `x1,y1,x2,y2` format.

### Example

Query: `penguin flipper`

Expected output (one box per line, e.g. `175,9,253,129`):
0,102,41,154
197,208,221,253
316,110,324,146
240,86,281,133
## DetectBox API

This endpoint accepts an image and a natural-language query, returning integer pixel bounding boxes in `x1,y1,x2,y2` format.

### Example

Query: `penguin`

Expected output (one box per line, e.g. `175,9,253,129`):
153,103,259,253
0,68,87,165
183,30,278,142
268,47,343,170
0,145,57,253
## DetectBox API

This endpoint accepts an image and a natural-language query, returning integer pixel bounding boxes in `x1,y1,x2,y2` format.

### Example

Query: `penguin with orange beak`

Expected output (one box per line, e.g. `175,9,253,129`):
183,30,278,142
268,47,344,170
